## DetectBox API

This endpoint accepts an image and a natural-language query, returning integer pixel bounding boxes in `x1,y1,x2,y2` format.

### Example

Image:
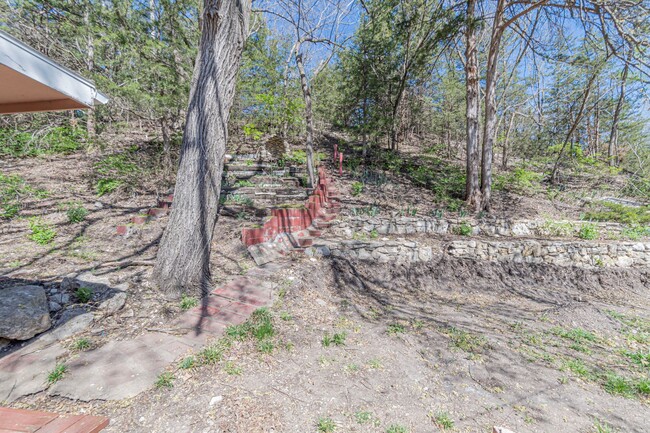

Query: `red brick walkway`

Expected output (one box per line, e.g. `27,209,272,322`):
0,407,108,432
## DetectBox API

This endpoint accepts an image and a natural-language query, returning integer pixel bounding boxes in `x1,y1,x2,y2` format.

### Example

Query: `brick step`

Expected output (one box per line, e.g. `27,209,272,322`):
147,207,168,218
130,215,149,225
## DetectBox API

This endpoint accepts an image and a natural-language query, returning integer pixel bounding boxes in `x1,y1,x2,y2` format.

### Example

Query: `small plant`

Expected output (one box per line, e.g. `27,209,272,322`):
354,411,373,424
579,223,599,240
369,229,379,239
200,345,224,365
234,179,255,188
433,412,454,429
73,338,91,351
387,323,406,335
258,340,275,354
317,417,336,433
367,358,383,369
179,356,196,369
75,287,93,303
280,311,292,321
66,202,89,223
47,363,67,384
351,181,364,196
456,222,472,236
224,361,242,375
386,425,408,433
603,373,633,397
28,218,57,245
593,419,615,433
445,327,489,354
322,332,346,347
155,372,175,388
180,294,199,310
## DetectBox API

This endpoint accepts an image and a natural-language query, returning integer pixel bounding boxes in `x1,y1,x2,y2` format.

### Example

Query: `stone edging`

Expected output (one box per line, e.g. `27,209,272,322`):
309,238,650,269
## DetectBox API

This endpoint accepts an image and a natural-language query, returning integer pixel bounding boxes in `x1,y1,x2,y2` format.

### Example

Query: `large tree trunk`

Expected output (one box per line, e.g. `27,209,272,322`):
84,4,95,138
608,58,630,167
480,0,506,212
153,0,251,297
295,50,316,187
465,0,481,210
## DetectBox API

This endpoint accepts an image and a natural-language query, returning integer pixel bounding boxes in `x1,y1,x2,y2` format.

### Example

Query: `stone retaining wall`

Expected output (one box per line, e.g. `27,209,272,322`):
314,238,650,268
331,216,644,240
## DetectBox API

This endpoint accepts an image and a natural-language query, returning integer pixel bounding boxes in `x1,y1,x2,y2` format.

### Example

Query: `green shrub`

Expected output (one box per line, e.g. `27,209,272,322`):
456,222,472,236
584,202,650,225
28,218,56,245
621,225,650,240
351,181,364,196
0,126,86,158
66,202,88,223
75,287,93,303
0,174,49,219
579,223,599,240
494,167,544,194
94,153,140,196
539,219,575,237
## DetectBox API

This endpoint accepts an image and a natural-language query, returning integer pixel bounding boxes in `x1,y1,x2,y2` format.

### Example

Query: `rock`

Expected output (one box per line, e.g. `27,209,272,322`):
56,307,88,325
49,301,62,312
0,285,51,340
52,293,70,305
60,277,77,292
99,291,127,314
209,395,223,406
493,427,517,433
94,201,104,209
36,313,94,346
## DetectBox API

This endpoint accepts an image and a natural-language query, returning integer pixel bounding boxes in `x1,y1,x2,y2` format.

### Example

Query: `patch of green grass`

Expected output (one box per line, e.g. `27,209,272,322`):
354,411,373,424
579,223,599,240
66,202,89,223
316,417,336,433
386,425,408,433
73,338,91,351
635,378,650,396
592,419,615,433
387,323,406,335
47,363,67,384
367,358,383,369
455,222,472,236
0,126,86,157
551,327,597,344
538,219,575,237
155,372,174,389
603,373,634,397
493,167,543,194
199,343,226,365
224,361,242,375
179,356,196,369
433,412,454,430
584,202,650,225
621,350,650,369
280,311,292,321
180,294,198,310
351,181,364,196
75,287,93,303
561,359,594,380
0,173,49,219
27,217,57,245
445,327,489,354
93,151,143,196
322,332,346,347
234,179,255,188
621,224,650,240
257,340,275,354
95,178,122,196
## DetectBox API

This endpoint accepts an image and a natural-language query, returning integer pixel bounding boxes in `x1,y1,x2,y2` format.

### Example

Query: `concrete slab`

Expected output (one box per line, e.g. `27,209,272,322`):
48,332,194,401
0,343,65,403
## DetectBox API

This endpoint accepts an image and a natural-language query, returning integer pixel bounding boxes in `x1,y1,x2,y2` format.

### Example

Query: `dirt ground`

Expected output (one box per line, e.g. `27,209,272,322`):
2,144,649,433
9,255,649,433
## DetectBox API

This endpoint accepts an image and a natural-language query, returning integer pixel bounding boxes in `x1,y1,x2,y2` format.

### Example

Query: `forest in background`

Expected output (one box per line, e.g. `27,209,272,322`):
0,0,649,206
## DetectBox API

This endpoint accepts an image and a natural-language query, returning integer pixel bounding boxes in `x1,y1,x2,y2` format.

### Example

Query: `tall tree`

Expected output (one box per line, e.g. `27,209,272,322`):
153,0,252,296
465,0,480,209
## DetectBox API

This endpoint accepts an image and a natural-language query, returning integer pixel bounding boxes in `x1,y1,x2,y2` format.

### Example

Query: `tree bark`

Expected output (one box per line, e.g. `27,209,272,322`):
465,0,481,210
295,50,316,187
480,0,506,213
608,57,630,167
84,3,95,138
153,0,251,297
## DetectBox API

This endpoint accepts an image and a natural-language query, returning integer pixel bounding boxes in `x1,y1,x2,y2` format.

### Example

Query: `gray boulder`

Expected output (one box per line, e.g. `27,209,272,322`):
0,285,51,340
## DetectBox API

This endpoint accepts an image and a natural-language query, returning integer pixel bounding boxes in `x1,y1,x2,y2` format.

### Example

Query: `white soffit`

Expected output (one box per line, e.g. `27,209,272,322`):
0,30,108,114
